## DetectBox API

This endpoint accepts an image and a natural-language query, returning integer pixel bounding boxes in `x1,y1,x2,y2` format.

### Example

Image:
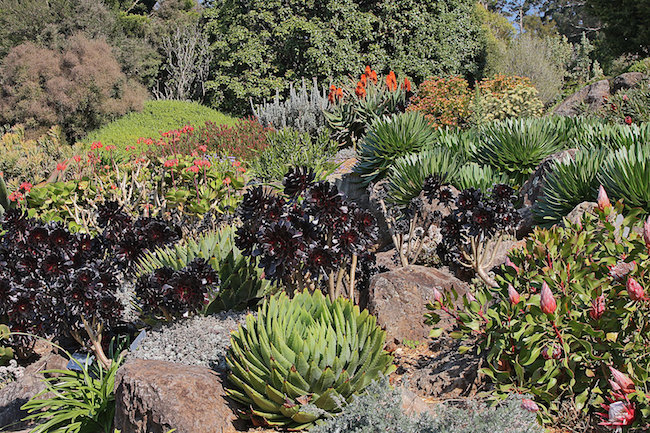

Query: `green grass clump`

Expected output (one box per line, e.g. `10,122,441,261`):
84,100,237,152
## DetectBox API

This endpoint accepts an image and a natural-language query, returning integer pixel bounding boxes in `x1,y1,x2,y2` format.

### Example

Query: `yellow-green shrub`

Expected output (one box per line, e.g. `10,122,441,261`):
470,75,544,125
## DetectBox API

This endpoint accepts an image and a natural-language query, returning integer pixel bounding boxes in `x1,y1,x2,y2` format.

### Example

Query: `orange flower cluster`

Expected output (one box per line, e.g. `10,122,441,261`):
354,65,380,98
386,71,398,91
407,76,472,128
328,84,343,103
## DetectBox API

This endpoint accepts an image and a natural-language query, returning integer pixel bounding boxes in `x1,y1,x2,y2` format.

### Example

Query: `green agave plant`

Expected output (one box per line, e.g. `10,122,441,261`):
226,290,395,430
598,143,650,212
455,162,510,192
354,111,438,187
136,226,273,313
534,148,606,226
476,118,564,186
385,147,461,206
570,122,650,150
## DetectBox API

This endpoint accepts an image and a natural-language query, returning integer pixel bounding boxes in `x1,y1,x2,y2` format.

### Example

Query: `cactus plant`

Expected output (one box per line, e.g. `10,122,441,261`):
135,226,273,313
226,290,395,430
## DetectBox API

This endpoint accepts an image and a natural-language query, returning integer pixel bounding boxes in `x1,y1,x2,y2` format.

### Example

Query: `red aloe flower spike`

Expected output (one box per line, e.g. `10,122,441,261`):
540,281,557,314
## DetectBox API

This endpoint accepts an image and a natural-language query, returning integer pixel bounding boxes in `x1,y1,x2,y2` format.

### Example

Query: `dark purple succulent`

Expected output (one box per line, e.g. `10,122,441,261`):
283,166,316,198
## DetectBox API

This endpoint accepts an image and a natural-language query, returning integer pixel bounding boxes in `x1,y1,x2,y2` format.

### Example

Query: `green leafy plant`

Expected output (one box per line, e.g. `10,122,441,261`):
249,129,339,183
476,118,564,186
325,67,410,150
455,162,510,192
0,325,13,363
21,341,125,433
384,147,460,207
355,111,437,187
569,122,650,151
534,148,605,226
599,79,650,125
427,199,650,426
0,173,16,218
136,226,273,313
598,143,650,212
226,290,395,430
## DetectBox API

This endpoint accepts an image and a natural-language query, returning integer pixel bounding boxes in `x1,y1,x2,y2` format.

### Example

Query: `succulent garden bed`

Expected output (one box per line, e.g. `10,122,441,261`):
0,62,649,433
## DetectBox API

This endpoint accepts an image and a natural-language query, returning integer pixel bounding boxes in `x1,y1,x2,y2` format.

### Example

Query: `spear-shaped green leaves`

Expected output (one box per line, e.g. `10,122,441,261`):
226,290,395,430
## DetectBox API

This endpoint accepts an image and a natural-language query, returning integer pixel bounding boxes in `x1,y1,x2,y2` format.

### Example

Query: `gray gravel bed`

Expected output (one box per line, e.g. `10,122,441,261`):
129,310,251,372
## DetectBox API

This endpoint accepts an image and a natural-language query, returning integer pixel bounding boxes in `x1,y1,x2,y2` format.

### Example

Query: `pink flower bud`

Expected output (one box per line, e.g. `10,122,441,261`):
433,287,443,304
508,284,520,305
542,344,562,360
609,366,635,394
644,216,650,250
589,294,605,320
540,281,557,314
521,398,539,412
597,185,611,211
626,277,645,301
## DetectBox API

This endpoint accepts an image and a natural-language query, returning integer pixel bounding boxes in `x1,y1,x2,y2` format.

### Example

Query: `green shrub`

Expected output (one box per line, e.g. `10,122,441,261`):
598,143,650,212
476,118,564,186
385,148,461,206
136,226,273,313
85,100,237,154
427,202,650,425
312,380,544,433
534,148,605,226
628,58,650,74
355,112,437,186
249,129,338,182
0,325,13,364
226,290,395,430
203,0,484,115
0,125,72,191
470,75,544,125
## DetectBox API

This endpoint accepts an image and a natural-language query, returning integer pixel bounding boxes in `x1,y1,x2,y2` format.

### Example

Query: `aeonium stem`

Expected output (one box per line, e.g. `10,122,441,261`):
81,315,112,370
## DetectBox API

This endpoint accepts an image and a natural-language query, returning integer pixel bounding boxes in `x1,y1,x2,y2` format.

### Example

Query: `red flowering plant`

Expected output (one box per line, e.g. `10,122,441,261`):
426,188,650,429
407,76,472,129
24,141,246,232
599,79,650,125
324,65,413,150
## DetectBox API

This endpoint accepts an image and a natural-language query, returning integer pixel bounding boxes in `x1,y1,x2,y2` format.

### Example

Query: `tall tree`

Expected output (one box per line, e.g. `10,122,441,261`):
586,0,650,55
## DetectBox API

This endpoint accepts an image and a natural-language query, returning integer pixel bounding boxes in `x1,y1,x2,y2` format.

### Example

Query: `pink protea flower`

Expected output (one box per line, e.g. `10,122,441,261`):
589,294,606,320
508,284,520,305
599,398,635,428
624,116,632,125
597,185,611,211
626,277,645,301
540,281,557,314
609,367,635,394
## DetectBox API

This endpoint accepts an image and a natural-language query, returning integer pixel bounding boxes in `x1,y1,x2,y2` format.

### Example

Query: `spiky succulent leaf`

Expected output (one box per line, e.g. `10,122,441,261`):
597,143,650,211
226,290,395,430
355,111,437,186
135,226,273,312
476,118,564,186
534,148,605,226
455,163,511,192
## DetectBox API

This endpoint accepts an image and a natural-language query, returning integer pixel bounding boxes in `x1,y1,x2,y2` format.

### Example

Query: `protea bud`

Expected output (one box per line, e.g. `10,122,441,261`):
433,287,443,304
521,398,539,412
589,294,606,320
626,277,645,301
597,185,611,211
644,216,650,250
605,400,635,427
505,257,520,274
609,366,635,394
508,284,520,305
540,281,557,314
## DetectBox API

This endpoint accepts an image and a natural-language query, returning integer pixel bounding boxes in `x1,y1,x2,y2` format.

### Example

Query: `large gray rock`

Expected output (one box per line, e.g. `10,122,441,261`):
564,201,597,226
0,352,68,431
363,265,469,345
611,72,646,93
114,359,245,433
554,79,610,117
